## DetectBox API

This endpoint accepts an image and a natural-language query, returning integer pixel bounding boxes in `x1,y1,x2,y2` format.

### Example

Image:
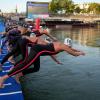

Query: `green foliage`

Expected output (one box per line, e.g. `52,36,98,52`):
88,3,100,14
49,0,75,13
49,0,100,14
74,6,81,13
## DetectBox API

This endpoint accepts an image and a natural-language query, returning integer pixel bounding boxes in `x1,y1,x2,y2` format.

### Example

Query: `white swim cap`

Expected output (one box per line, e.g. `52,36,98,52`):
64,38,72,47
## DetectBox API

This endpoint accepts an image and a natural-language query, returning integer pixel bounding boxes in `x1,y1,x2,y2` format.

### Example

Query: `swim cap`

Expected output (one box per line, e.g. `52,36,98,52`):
8,29,21,36
64,38,72,47
23,24,29,28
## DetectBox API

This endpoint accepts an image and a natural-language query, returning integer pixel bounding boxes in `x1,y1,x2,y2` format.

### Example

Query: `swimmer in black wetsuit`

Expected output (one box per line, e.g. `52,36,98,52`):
0,24,56,75
0,25,40,75
15,25,58,75
0,39,85,88
0,33,61,74
0,28,22,64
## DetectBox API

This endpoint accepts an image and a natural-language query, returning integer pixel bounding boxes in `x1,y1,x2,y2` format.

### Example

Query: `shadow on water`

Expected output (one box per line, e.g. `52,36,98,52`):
20,25,100,100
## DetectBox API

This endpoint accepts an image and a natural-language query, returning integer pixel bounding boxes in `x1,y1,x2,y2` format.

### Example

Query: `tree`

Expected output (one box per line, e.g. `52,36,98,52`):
95,4,100,14
74,6,81,13
49,0,75,13
49,0,60,13
88,3,100,14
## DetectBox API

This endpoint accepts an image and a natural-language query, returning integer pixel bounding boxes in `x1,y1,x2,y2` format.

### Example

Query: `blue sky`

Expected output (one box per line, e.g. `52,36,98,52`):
0,0,99,13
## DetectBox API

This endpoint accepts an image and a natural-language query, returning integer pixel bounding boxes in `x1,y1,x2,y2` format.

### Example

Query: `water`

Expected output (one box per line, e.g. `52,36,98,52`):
20,25,100,100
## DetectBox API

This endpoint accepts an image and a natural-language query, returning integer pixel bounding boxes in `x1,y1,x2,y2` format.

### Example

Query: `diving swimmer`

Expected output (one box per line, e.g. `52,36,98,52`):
0,39,85,88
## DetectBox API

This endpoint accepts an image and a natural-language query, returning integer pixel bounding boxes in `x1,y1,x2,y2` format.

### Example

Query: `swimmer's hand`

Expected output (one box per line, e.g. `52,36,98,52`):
57,61,63,65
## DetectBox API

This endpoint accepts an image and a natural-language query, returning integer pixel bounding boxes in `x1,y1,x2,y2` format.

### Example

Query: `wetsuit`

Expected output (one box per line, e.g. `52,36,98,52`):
1,37,29,65
20,30,41,75
7,43,56,77
0,36,41,75
21,29,42,75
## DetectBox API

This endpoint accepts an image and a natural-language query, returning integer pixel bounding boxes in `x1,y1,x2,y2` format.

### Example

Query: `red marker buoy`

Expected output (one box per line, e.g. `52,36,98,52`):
35,18,41,30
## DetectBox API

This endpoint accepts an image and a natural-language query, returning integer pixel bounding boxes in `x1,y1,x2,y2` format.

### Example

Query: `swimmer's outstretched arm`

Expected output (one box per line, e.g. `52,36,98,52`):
39,29,57,41
50,55,63,65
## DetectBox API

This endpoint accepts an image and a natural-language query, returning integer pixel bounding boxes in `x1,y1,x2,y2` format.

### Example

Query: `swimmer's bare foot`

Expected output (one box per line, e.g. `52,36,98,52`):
0,77,5,88
14,73,23,84
0,75,9,88
8,59,15,65
14,74,20,83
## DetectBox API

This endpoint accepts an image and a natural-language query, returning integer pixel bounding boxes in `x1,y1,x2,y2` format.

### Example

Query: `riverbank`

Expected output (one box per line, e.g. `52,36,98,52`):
41,15,100,27
48,14,100,22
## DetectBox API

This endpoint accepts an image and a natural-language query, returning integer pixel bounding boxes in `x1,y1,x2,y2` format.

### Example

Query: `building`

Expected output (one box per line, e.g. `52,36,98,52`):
26,1,49,19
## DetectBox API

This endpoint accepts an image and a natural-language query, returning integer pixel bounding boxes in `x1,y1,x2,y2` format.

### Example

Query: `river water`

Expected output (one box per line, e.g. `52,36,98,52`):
21,25,100,100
